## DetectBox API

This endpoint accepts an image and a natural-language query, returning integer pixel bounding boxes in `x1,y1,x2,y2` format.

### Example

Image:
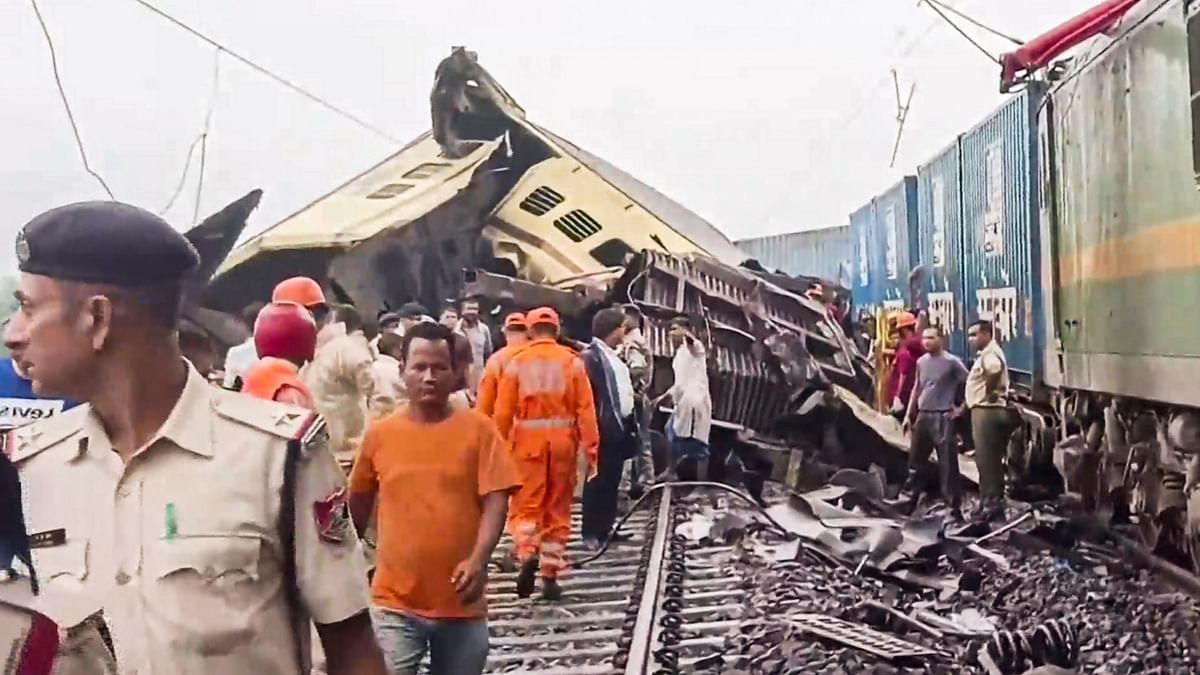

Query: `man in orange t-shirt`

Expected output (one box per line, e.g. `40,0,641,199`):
348,322,519,675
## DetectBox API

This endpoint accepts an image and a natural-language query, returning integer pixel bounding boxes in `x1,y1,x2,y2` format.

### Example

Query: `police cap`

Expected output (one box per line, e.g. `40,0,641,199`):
16,201,200,287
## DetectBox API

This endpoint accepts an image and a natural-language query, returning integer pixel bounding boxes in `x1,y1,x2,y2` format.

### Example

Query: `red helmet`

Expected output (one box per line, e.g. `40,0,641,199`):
272,277,326,308
254,301,317,363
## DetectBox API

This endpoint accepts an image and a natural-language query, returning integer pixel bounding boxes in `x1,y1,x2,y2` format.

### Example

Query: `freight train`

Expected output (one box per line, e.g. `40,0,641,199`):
846,0,1200,567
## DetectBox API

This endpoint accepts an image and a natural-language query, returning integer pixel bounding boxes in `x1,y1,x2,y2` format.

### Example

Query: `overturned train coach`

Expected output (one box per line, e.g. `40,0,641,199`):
848,0,1200,568
202,48,879,491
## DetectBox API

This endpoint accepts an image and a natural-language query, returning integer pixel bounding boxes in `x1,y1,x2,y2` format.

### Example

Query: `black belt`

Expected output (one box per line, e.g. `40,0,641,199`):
917,409,952,414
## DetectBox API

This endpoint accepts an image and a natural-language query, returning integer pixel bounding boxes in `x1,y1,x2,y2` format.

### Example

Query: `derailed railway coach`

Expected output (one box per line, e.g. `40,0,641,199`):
203,47,881,496
846,0,1200,568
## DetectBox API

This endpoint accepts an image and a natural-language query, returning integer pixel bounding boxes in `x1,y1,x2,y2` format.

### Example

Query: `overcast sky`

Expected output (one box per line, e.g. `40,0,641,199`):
1,0,1099,272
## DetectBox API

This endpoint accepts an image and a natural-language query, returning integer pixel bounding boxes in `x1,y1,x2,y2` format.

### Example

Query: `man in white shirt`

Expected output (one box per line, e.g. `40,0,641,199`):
581,308,636,549
655,316,712,479
223,302,265,389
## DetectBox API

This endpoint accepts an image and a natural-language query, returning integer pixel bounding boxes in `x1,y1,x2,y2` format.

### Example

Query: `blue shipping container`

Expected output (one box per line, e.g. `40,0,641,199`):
916,139,967,358
735,226,852,285
871,176,920,312
959,83,1045,388
849,202,878,314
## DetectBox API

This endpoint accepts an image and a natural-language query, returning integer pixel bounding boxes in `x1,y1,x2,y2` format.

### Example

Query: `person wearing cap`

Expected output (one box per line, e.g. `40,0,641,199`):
476,312,528,417
242,301,319,408
273,276,330,327
492,307,598,601
304,303,377,470
3,202,386,675
369,312,402,356
886,311,925,421
223,302,266,389
396,303,430,336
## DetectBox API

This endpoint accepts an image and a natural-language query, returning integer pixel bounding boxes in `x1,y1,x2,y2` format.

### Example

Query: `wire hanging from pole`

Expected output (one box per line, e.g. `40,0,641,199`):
29,0,116,199
919,0,1000,64
192,48,221,225
127,0,401,144
161,47,222,216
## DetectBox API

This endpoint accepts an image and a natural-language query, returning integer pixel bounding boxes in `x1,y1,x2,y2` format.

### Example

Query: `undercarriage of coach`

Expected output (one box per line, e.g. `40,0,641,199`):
1051,391,1200,572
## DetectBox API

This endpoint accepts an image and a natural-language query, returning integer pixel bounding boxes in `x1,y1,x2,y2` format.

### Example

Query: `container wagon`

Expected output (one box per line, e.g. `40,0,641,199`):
916,138,967,358
735,226,852,286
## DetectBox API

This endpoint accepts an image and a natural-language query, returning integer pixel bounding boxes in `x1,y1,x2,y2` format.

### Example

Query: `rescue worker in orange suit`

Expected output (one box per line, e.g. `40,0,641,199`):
492,307,599,601
476,312,529,416
242,301,318,409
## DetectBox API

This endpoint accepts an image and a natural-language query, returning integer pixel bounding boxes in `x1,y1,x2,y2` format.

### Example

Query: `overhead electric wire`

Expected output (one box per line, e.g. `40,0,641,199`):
920,0,1000,63
924,0,1024,47
161,47,222,216
191,47,221,225
29,0,116,199
126,0,402,144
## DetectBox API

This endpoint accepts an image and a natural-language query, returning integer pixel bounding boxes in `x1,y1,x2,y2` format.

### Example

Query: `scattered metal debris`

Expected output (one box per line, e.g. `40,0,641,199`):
786,613,940,661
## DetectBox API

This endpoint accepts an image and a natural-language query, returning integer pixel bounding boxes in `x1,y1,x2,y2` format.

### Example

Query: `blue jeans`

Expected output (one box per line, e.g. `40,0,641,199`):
666,415,710,461
372,608,489,675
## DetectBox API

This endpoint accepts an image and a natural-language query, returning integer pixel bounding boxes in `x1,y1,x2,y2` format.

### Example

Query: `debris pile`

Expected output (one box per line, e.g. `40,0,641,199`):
692,478,1200,674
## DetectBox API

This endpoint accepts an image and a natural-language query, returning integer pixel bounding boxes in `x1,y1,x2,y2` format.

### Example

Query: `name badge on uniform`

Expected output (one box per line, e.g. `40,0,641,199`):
29,528,67,549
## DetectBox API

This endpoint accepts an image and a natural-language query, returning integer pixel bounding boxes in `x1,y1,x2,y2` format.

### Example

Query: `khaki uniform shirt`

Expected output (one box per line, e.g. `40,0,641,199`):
11,366,370,674
303,324,376,464
965,339,1010,408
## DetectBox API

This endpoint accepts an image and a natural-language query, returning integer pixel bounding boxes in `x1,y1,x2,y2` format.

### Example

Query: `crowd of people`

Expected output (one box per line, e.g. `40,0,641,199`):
0,200,716,675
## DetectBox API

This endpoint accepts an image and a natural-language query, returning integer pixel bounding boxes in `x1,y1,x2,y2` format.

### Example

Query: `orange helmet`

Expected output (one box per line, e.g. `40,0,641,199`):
526,306,560,330
272,277,326,308
893,312,918,331
503,312,528,331
254,301,317,363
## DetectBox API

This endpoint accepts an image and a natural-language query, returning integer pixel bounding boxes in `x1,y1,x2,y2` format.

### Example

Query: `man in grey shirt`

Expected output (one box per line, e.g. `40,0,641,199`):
903,326,969,514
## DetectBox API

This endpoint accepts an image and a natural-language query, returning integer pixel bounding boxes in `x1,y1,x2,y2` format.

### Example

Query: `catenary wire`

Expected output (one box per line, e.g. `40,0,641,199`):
29,0,116,199
126,0,402,144
161,47,222,215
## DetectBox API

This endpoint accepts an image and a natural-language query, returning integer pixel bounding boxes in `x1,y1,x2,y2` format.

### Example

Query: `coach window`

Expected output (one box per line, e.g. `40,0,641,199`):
1187,0,1200,185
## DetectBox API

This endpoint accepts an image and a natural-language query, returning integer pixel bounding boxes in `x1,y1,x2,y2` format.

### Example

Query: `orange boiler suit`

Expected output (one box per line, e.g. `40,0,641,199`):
493,338,599,579
477,343,527,417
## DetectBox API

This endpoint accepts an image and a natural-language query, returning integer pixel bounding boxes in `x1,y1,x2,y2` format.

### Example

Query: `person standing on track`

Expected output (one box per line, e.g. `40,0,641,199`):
580,308,637,550
348,322,519,675
476,312,528,416
966,319,1014,522
902,326,968,517
618,305,654,498
654,316,711,479
492,307,598,601
4,201,386,674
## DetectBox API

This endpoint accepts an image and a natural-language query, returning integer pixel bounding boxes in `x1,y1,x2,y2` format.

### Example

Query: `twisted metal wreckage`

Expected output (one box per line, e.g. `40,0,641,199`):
190,49,995,493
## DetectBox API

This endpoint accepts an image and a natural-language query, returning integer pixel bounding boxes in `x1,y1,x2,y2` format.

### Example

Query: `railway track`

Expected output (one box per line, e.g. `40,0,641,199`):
485,485,752,674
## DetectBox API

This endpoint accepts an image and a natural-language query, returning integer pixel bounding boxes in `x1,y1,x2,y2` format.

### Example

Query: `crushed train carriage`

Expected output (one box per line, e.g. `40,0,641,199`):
204,48,879,483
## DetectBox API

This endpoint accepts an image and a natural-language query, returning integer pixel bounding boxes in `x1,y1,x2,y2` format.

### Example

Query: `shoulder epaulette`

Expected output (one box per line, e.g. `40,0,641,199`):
211,389,314,440
8,404,90,464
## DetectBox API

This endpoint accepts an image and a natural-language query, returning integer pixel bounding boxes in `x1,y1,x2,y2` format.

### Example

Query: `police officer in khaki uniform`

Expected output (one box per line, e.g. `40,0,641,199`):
3,202,388,675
